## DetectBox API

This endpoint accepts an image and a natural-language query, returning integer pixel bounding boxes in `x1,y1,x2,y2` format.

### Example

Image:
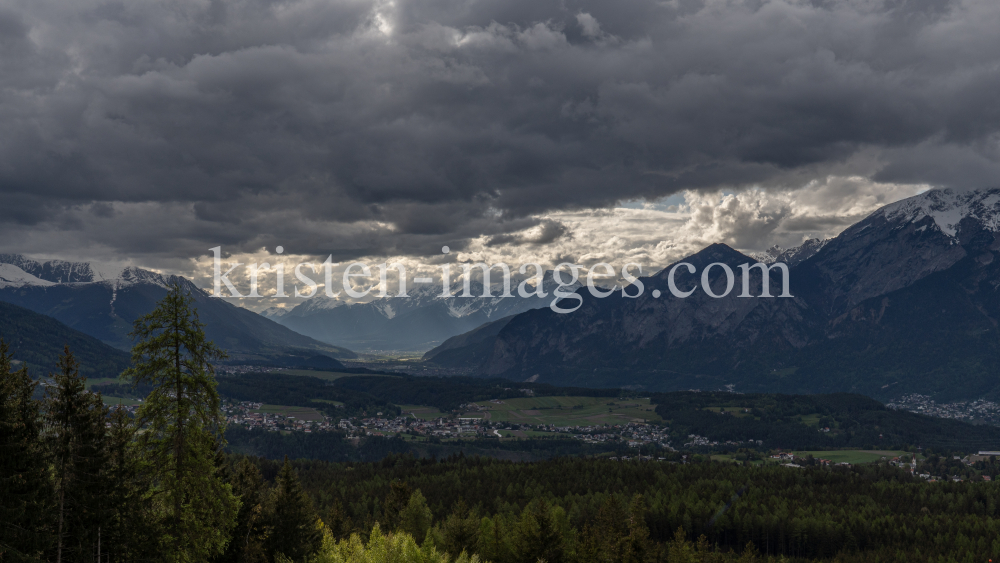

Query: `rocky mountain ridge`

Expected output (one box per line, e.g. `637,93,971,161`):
426,188,1000,401
0,254,356,362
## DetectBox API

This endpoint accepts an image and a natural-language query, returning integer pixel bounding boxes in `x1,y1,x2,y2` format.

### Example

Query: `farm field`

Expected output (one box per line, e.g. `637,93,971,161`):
85,377,121,389
101,396,142,407
276,369,398,381
470,396,661,427
311,398,345,407
788,450,911,464
400,404,450,421
85,377,142,406
253,404,325,422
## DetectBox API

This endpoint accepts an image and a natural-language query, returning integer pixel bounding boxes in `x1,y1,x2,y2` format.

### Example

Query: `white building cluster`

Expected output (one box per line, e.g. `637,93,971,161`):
887,394,1000,424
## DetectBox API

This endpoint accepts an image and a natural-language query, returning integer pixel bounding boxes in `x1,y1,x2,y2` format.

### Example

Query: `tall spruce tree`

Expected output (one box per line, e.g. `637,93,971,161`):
44,347,109,563
122,284,238,562
0,339,54,562
105,405,158,563
265,457,322,562
215,457,270,563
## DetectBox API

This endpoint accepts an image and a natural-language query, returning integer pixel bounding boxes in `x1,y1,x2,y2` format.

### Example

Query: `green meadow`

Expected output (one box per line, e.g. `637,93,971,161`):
788,450,911,464
276,369,397,381
101,396,143,407
469,396,661,427
399,404,451,420
253,404,326,422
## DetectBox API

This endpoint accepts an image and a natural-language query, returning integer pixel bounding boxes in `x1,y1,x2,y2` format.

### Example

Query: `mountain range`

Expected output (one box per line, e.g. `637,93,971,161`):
425,188,1000,401
7,187,1000,401
268,273,583,351
0,255,356,364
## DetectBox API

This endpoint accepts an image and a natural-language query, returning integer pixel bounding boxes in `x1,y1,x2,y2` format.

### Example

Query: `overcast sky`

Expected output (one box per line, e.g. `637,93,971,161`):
2,0,998,304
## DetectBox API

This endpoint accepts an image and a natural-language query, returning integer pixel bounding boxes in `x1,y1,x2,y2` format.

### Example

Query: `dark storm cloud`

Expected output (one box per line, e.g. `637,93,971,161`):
485,219,569,246
1,0,999,265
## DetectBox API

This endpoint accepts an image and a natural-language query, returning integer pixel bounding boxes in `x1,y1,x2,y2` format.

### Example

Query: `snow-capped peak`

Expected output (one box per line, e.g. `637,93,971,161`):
0,254,171,288
789,238,829,263
751,238,829,266
260,306,291,320
877,188,1000,237
284,295,346,317
0,264,55,288
750,245,785,264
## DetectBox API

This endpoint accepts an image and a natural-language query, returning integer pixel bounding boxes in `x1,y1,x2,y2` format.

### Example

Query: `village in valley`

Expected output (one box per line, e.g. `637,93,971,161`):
219,397,677,450
887,394,1000,425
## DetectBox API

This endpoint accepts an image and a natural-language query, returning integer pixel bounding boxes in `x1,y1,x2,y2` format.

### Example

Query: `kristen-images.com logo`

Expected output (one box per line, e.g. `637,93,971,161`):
208,246,792,314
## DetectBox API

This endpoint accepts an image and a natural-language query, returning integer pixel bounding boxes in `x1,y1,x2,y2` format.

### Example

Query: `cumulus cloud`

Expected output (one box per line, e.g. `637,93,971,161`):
0,0,996,280
194,177,924,311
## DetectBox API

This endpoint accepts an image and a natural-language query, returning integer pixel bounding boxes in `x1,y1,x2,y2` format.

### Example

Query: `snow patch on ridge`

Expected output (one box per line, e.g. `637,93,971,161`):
878,188,1000,237
286,296,345,316
0,264,55,288
0,255,172,289
260,306,290,320
750,238,829,266
375,301,396,319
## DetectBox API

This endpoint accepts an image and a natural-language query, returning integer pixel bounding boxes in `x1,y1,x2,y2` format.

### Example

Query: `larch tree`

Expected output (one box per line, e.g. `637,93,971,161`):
398,489,433,542
122,284,238,562
105,405,158,563
382,480,413,532
515,499,565,563
438,499,479,558
215,457,270,563
265,457,323,562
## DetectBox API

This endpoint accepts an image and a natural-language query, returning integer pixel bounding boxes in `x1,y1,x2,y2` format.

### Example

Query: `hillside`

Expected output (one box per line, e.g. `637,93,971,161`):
0,301,130,379
653,392,1000,451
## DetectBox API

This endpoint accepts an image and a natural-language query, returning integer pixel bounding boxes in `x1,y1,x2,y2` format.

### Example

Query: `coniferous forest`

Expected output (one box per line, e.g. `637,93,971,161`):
6,287,1000,563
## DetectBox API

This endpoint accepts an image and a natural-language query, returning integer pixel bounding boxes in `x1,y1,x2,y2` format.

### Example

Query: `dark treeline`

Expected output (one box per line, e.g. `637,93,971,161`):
409,436,633,460
224,428,629,463
216,373,402,418
275,453,1000,562
216,372,622,419
1,337,163,563
90,381,155,399
654,391,1000,451
328,375,621,411
225,427,412,463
